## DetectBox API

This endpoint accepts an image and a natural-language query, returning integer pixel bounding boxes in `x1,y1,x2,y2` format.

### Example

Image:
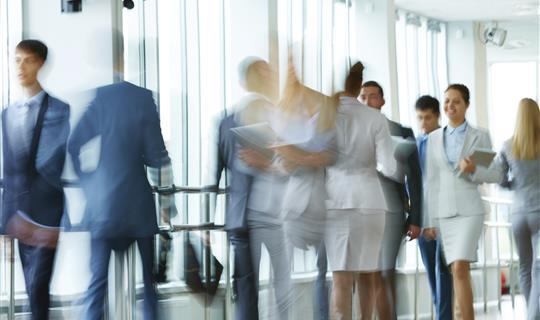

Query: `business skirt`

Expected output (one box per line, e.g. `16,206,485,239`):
438,214,485,265
325,209,386,272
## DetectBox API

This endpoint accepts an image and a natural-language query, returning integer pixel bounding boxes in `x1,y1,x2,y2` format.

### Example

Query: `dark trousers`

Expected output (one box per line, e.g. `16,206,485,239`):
18,242,57,320
84,237,157,320
315,242,329,320
418,235,453,320
229,231,259,320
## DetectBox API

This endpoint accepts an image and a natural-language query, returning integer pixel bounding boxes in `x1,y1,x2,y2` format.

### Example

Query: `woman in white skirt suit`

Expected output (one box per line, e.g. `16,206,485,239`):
325,62,402,320
423,84,502,320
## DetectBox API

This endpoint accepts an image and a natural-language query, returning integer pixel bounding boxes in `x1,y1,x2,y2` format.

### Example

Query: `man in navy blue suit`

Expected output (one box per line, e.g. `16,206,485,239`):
210,57,264,320
1,39,70,320
68,78,170,319
415,95,453,320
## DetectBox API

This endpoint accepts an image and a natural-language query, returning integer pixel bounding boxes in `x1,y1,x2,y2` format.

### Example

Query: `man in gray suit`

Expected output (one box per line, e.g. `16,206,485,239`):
210,57,271,320
360,81,422,319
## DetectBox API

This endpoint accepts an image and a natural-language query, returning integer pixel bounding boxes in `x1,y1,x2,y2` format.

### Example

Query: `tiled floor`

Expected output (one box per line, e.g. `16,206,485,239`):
476,295,527,320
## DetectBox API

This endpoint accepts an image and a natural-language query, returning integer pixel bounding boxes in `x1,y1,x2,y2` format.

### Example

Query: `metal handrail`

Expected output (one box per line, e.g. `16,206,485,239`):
0,179,227,195
159,222,225,233
0,183,228,320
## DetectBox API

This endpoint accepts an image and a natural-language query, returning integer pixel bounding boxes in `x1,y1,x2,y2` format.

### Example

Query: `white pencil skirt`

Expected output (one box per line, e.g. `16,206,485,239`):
438,214,485,265
325,209,386,272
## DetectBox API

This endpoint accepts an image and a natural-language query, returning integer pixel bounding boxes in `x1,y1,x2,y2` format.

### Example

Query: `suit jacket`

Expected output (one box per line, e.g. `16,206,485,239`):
1,93,70,232
424,124,502,227
68,81,170,239
378,119,422,226
215,114,253,232
325,96,402,211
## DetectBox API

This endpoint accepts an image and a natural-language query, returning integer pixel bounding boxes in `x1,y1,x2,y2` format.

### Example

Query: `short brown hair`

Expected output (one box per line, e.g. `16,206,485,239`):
361,81,384,98
16,39,48,62
445,83,470,104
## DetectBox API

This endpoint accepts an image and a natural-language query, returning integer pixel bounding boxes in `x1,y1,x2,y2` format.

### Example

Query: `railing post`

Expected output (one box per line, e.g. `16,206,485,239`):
509,226,515,309
495,205,502,312
127,244,137,319
414,240,419,320
113,250,126,319
8,238,14,320
225,234,232,320
483,225,488,313
202,192,211,320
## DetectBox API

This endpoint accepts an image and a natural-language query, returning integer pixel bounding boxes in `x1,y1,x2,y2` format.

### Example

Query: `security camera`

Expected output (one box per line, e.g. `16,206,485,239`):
123,0,135,10
484,27,507,47
61,0,82,13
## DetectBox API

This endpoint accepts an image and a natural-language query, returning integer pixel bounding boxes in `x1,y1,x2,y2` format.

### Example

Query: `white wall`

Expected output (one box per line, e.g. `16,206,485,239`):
354,0,400,120
446,21,489,129
228,0,270,104
22,0,117,101
21,0,121,296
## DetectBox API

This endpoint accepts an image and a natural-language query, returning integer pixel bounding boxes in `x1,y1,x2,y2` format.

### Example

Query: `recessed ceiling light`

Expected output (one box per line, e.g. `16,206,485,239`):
512,2,539,15
504,39,531,49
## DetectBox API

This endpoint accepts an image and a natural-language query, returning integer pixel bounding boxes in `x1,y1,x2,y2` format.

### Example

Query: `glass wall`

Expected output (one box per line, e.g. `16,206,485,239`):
395,10,448,131
120,0,355,318
488,61,538,151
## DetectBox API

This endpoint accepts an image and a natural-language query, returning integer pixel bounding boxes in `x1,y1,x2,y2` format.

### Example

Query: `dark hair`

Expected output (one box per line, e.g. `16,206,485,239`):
445,83,470,104
344,62,365,96
16,39,48,62
361,80,384,98
415,95,440,115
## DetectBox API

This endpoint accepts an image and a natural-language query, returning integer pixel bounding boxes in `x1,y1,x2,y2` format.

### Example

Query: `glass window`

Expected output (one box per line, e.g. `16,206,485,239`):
488,61,538,151
395,10,448,132
394,10,449,269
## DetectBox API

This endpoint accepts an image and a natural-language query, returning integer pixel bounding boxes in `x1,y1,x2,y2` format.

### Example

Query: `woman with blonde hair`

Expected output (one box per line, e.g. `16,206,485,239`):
497,98,540,319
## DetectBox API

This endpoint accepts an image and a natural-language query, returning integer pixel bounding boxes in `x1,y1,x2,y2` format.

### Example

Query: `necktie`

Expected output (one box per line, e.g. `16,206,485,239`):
17,101,36,155
418,137,427,174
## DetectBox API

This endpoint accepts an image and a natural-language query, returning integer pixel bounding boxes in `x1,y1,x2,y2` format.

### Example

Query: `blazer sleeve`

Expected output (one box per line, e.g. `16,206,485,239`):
375,116,400,181
423,134,439,229
141,91,171,168
403,127,423,227
68,98,100,179
497,147,512,189
469,131,504,184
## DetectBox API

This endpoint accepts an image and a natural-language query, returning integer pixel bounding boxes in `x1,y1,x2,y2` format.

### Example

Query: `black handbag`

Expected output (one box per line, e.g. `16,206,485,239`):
183,231,223,299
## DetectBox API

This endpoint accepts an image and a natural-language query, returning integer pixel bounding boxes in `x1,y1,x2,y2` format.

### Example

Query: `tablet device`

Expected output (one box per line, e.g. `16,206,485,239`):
230,122,279,158
469,148,496,167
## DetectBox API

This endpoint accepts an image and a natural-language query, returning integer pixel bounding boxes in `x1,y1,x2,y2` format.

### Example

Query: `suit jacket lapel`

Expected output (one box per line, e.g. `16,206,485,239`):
436,129,453,171
455,126,478,170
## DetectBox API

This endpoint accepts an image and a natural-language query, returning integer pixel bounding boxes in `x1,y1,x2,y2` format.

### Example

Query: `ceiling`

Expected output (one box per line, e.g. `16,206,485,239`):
394,0,540,22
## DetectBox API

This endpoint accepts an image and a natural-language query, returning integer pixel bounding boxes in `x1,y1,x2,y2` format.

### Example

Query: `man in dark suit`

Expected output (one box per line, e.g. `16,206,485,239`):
1,39,70,320
360,81,422,319
68,80,170,320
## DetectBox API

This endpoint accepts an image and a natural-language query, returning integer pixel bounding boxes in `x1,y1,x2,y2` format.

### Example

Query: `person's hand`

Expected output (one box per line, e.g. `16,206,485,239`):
239,148,271,170
459,157,476,174
407,224,421,241
281,159,298,173
422,228,437,241
273,145,297,160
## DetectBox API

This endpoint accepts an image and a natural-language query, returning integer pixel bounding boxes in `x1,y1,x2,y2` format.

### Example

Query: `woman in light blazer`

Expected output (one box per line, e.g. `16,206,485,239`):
423,84,502,320
325,62,402,320
497,98,540,319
